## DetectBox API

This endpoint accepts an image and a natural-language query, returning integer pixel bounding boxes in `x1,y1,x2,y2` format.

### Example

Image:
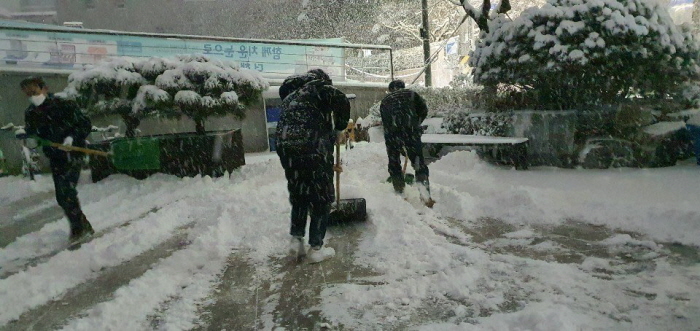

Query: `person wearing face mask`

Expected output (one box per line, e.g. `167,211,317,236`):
18,76,94,246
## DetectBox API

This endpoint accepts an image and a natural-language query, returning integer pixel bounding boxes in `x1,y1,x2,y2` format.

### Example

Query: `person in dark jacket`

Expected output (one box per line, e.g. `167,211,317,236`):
19,77,94,245
276,69,350,263
380,79,435,207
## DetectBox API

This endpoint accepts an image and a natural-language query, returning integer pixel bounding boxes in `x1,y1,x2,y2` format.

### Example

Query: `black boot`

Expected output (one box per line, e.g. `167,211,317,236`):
69,214,94,244
391,176,405,194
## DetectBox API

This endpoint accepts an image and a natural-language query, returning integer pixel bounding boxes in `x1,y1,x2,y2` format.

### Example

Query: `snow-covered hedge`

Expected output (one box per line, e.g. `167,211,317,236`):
676,81,700,109
63,55,269,136
469,0,700,109
410,86,479,118
362,86,480,128
442,110,512,136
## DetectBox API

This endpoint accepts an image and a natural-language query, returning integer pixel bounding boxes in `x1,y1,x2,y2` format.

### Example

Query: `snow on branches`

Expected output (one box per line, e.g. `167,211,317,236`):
468,0,700,108
64,55,269,135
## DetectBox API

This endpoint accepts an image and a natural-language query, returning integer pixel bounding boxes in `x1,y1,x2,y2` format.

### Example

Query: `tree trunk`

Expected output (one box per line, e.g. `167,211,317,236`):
195,119,206,135
694,1,700,34
123,115,141,138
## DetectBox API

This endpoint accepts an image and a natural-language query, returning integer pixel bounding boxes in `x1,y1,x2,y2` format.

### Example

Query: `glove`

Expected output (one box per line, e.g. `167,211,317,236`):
15,128,27,140
58,136,73,151
63,136,73,146
25,138,39,149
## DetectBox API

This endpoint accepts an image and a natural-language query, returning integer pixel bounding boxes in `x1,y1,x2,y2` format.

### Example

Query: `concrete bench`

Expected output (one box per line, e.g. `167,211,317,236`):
421,133,529,170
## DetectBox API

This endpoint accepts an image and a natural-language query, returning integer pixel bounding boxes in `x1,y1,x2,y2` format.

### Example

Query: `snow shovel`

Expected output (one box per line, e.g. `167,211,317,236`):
329,141,367,225
37,136,161,171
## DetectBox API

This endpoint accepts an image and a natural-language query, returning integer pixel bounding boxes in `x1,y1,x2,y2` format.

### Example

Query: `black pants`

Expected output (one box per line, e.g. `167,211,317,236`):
385,133,429,192
281,155,334,247
290,202,330,247
50,158,90,235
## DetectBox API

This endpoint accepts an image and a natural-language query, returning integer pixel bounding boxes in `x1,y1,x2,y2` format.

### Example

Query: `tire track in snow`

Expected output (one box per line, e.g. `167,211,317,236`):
6,223,194,330
53,163,290,330
0,205,162,279
0,175,207,277
0,196,206,326
0,175,144,248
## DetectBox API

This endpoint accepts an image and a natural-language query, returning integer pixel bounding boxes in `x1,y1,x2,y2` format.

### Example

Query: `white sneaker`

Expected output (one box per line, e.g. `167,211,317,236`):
289,236,306,257
307,246,335,264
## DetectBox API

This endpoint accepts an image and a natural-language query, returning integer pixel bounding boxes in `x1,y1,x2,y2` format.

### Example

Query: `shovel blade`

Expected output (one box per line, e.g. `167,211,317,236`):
329,198,367,225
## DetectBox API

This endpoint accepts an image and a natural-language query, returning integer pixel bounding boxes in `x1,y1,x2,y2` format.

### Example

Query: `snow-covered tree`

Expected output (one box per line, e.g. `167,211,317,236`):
459,0,513,33
63,58,149,137
468,0,700,109
64,55,268,136
140,55,269,134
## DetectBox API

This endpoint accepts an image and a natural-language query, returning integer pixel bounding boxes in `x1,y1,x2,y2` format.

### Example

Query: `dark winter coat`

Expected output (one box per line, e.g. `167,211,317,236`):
380,89,428,138
276,77,350,166
276,74,350,203
24,94,92,163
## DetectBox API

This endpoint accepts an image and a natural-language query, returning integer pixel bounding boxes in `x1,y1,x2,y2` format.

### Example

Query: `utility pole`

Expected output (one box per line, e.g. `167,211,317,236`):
694,0,700,35
421,0,432,87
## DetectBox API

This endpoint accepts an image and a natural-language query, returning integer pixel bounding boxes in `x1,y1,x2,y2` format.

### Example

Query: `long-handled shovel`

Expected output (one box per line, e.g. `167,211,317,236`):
328,140,367,225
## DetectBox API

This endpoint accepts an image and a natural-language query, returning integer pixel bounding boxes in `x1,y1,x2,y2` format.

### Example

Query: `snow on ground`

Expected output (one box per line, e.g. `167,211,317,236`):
0,174,53,205
0,141,698,330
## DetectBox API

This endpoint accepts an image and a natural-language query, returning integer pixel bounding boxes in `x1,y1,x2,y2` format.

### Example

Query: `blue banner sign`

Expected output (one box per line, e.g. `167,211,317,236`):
0,20,346,80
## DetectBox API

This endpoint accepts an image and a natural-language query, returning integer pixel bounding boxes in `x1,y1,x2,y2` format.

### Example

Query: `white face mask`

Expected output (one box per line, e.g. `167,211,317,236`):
29,94,46,106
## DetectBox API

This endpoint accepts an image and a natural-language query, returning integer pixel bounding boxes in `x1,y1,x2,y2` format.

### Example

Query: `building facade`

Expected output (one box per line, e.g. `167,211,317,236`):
55,0,296,38
1,0,56,24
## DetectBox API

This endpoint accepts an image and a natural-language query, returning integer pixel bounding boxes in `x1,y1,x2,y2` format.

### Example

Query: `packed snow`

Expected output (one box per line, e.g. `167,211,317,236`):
0,142,698,330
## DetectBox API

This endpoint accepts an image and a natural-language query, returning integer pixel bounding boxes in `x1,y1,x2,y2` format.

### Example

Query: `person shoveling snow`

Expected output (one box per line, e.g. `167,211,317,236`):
379,79,435,208
275,69,351,263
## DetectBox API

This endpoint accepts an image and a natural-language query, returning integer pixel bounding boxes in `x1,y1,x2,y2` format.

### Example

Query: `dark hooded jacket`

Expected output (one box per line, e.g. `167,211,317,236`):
24,94,92,163
275,73,350,169
380,88,428,138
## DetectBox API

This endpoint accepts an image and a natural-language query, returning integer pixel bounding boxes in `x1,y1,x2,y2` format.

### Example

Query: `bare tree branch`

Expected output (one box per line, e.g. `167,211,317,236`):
460,0,490,32
497,0,511,14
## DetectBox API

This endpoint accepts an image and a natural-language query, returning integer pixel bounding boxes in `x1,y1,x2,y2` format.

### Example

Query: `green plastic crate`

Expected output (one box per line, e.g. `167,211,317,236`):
111,138,161,170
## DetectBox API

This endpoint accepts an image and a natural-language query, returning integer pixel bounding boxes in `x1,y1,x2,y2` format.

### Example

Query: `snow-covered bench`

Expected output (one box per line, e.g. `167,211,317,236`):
421,133,529,170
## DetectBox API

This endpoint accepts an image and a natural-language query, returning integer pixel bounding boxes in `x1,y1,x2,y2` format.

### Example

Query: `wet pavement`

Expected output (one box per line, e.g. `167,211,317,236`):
195,222,380,331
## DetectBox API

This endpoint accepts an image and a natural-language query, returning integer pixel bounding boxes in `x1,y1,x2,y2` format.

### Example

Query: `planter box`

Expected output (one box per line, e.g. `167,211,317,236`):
88,129,245,182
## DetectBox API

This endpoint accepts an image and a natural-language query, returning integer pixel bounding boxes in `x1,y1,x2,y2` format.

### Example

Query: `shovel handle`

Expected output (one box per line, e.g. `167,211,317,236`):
335,140,341,206
401,147,410,175
48,142,111,157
